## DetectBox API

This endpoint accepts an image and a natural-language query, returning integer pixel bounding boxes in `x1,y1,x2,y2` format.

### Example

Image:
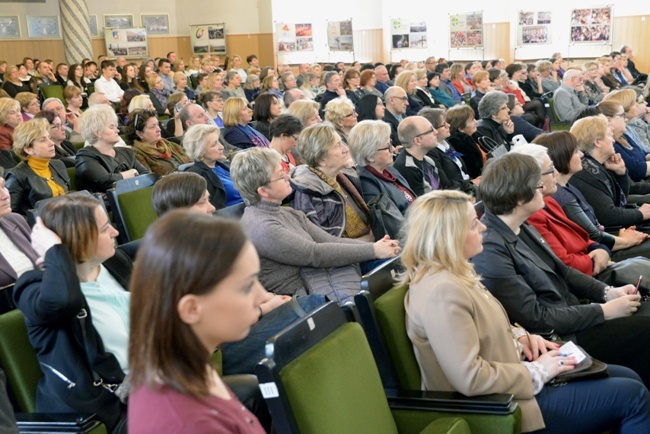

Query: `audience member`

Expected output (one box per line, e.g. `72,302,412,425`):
383,86,409,147
476,90,515,150
393,116,441,196
553,69,591,123
146,73,170,116
251,93,282,140
0,98,22,150
446,104,486,179
33,110,76,167
268,114,303,173
324,97,357,144
356,94,385,122
93,60,124,103
222,97,269,149
287,100,321,127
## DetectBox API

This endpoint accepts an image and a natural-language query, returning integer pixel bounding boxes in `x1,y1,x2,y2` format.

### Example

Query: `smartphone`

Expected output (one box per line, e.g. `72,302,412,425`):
175,103,183,113
635,275,643,295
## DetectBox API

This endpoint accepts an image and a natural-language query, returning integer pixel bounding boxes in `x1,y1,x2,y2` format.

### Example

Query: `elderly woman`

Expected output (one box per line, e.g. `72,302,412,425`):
127,94,155,115
1,65,30,98
324,97,357,144
268,114,303,173
173,71,195,101
299,72,318,100
568,115,650,229
222,97,270,149
33,110,76,167
395,70,424,117
291,122,376,241
403,189,650,433
16,92,40,122
200,91,224,127
231,146,399,301
476,90,515,151
221,71,246,101
603,89,650,155
473,151,650,387
76,105,149,193
348,120,414,215
278,72,297,93
244,74,260,103
356,94,385,122
125,109,190,177
145,73,170,117
342,69,363,108
0,169,39,289
360,69,382,97
251,93,282,140
446,104,486,179
205,72,224,93
532,132,650,264
0,98,23,150
183,123,241,209
6,119,69,215
287,99,321,127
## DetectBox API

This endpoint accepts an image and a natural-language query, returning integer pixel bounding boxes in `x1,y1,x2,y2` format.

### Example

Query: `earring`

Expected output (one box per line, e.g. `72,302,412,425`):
369,158,375,163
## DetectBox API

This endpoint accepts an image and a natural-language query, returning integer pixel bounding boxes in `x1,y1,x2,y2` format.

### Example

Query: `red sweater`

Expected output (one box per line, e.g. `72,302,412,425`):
527,196,597,275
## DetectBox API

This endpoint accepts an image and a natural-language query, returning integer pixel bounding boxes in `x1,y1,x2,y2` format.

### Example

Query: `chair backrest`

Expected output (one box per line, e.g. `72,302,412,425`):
27,190,101,228
215,202,245,219
0,310,41,413
178,162,194,172
256,302,399,434
106,174,158,243
66,167,77,191
40,85,64,102
360,255,403,300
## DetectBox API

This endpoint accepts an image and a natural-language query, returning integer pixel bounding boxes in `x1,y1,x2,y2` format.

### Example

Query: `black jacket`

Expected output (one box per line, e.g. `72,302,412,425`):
427,146,476,196
382,110,402,147
355,165,414,215
472,212,606,340
186,160,228,210
14,246,131,432
476,117,513,151
447,131,484,179
75,146,149,193
6,159,70,215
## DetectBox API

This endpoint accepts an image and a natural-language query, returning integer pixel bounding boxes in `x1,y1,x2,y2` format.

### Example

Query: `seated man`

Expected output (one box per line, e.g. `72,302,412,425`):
319,71,346,111
553,69,591,123
93,60,124,103
383,86,409,147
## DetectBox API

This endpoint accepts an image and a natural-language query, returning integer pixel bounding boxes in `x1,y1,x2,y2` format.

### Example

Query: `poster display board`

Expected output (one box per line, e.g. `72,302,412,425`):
570,6,612,43
189,23,226,54
327,20,353,52
276,22,314,52
389,18,428,49
104,27,148,58
517,11,552,45
449,12,483,48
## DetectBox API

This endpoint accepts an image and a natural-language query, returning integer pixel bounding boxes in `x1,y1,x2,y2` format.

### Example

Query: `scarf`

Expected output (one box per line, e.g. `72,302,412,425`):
238,124,269,148
27,157,66,196
150,88,169,107
365,166,415,204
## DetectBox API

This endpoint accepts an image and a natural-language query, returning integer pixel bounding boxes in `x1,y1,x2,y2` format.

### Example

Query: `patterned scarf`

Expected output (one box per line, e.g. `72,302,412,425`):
238,124,269,148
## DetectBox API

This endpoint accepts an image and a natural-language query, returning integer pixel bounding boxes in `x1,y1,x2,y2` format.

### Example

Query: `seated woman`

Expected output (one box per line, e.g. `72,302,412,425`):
221,71,246,101
6,119,69,215
251,93,282,140
173,71,195,102
0,98,22,151
473,152,650,386
145,73,170,117
476,91,515,151
356,94,385,122
200,91,225,128
414,69,436,108
324,97,357,144
152,172,216,216
536,60,561,94
569,115,650,229
395,70,424,117
125,109,191,177
222,97,270,149
231,147,399,301
64,85,84,120
359,70,381,98
161,92,186,139
76,105,149,193
269,114,303,173
450,63,473,95
205,72,224,94
15,92,40,122
287,99,321,127
299,72,318,100
342,69,363,108
127,211,268,433
426,72,455,108
260,75,283,100
348,120,414,214
403,189,650,433
446,105,486,179
0,169,39,289
119,63,144,92
183,124,242,209
33,110,77,168
503,63,546,129
243,74,260,103
1,65,30,98
14,194,128,433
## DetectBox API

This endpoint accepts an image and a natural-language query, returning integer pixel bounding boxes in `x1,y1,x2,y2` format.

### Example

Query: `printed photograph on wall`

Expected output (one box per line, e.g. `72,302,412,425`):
104,27,148,58
0,16,20,39
141,14,169,35
327,20,354,51
390,18,427,50
27,15,60,38
103,14,134,29
190,23,225,54
450,12,483,48
518,11,552,45
570,6,612,42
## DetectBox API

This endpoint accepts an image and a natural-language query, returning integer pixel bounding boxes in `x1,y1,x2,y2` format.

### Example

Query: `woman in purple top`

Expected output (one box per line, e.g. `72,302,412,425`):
128,211,267,434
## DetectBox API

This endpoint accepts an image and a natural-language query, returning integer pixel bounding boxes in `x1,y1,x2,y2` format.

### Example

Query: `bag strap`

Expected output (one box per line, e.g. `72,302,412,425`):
287,297,308,318
77,309,117,392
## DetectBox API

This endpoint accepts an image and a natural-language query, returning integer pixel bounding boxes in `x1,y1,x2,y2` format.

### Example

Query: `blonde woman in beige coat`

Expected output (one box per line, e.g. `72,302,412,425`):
402,190,650,433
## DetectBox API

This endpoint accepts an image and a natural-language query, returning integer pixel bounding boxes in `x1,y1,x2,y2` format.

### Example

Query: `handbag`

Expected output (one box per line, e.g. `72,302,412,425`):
367,193,404,240
550,344,608,385
299,264,362,303
477,136,508,159
596,256,650,297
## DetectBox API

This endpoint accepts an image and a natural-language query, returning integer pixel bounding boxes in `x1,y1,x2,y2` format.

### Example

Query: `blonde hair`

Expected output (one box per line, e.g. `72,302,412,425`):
400,190,479,287
288,100,319,125
13,117,49,159
0,98,20,125
145,72,159,89
324,97,355,125
570,115,609,153
395,70,416,95
603,88,637,112
222,97,247,127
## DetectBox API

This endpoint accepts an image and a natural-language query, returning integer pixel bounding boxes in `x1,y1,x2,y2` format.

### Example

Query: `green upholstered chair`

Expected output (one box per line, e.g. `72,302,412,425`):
546,98,572,131
106,173,158,244
0,310,107,434
256,302,472,434
39,84,65,103
66,166,77,191
354,287,522,434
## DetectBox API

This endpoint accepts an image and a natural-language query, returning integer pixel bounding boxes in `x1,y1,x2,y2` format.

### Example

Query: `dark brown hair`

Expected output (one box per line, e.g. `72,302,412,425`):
152,172,207,217
129,210,248,396
532,131,578,175
479,153,540,215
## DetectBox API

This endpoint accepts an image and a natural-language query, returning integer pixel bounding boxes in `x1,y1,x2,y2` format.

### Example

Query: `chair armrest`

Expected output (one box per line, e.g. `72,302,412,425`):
386,389,517,415
15,412,105,433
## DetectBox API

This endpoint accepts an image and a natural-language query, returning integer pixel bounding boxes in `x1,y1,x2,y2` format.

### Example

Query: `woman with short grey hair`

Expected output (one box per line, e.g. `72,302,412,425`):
476,90,515,151
182,123,238,210
349,120,414,214
231,147,399,300
221,70,245,101
324,97,357,144
75,105,148,193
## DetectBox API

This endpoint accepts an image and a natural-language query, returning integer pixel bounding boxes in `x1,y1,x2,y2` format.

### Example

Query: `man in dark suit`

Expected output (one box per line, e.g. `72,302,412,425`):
382,86,409,148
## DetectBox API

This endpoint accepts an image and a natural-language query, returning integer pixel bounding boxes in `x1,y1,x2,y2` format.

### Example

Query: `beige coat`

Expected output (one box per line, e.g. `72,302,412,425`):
405,269,544,432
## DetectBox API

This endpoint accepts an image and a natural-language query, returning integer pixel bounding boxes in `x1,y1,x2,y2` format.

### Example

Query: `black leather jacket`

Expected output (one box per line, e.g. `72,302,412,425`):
6,159,70,215
75,146,149,193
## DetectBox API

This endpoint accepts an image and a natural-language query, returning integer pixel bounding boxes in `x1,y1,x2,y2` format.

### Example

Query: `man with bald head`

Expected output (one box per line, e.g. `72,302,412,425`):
179,103,211,131
553,69,591,123
296,63,310,87
374,65,390,94
383,86,409,147
393,116,442,197
284,88,305,108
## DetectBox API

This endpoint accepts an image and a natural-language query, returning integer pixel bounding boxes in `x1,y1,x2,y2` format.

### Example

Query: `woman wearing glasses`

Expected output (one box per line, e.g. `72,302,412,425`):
476,91,515,151
324,97,357,144
34,111,77,167
403,188,650,433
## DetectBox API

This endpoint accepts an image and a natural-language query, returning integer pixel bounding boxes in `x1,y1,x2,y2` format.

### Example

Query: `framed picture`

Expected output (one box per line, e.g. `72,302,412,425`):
26,15,60,38
89,15,98,37
103,14,134,29
0,16,20,39
141,14,169,35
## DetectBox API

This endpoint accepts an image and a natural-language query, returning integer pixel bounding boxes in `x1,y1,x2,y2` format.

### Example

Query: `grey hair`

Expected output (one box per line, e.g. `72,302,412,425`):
230,147,282,205
41,97,63,111
509,142,549,167
287,100,319,125
478,91,508,119
535,60,552,74
383,86,406,104
348,120,391,166
225,70,239,85
88,92,109,107
323,71,338,86
295,123,338,167
78,104,118,145
182,123,221,161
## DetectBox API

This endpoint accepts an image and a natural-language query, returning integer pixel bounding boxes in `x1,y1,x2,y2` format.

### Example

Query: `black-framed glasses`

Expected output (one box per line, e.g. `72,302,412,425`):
377,144,393,152
415,127,434,138
611,113,628,119
435,122,449,129
541,165,556,176
268,172,289,183
392,96,408,101
536,182,545,190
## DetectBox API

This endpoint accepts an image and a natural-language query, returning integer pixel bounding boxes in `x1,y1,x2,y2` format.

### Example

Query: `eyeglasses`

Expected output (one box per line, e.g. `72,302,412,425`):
268,172,289,183
345,111,357,118
541,164,556,176
415,127,435,138
50,123,64,130
377,144,393,152
536,182,545,190
392,96,408,101
435,122,449,129
611,113,628,119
